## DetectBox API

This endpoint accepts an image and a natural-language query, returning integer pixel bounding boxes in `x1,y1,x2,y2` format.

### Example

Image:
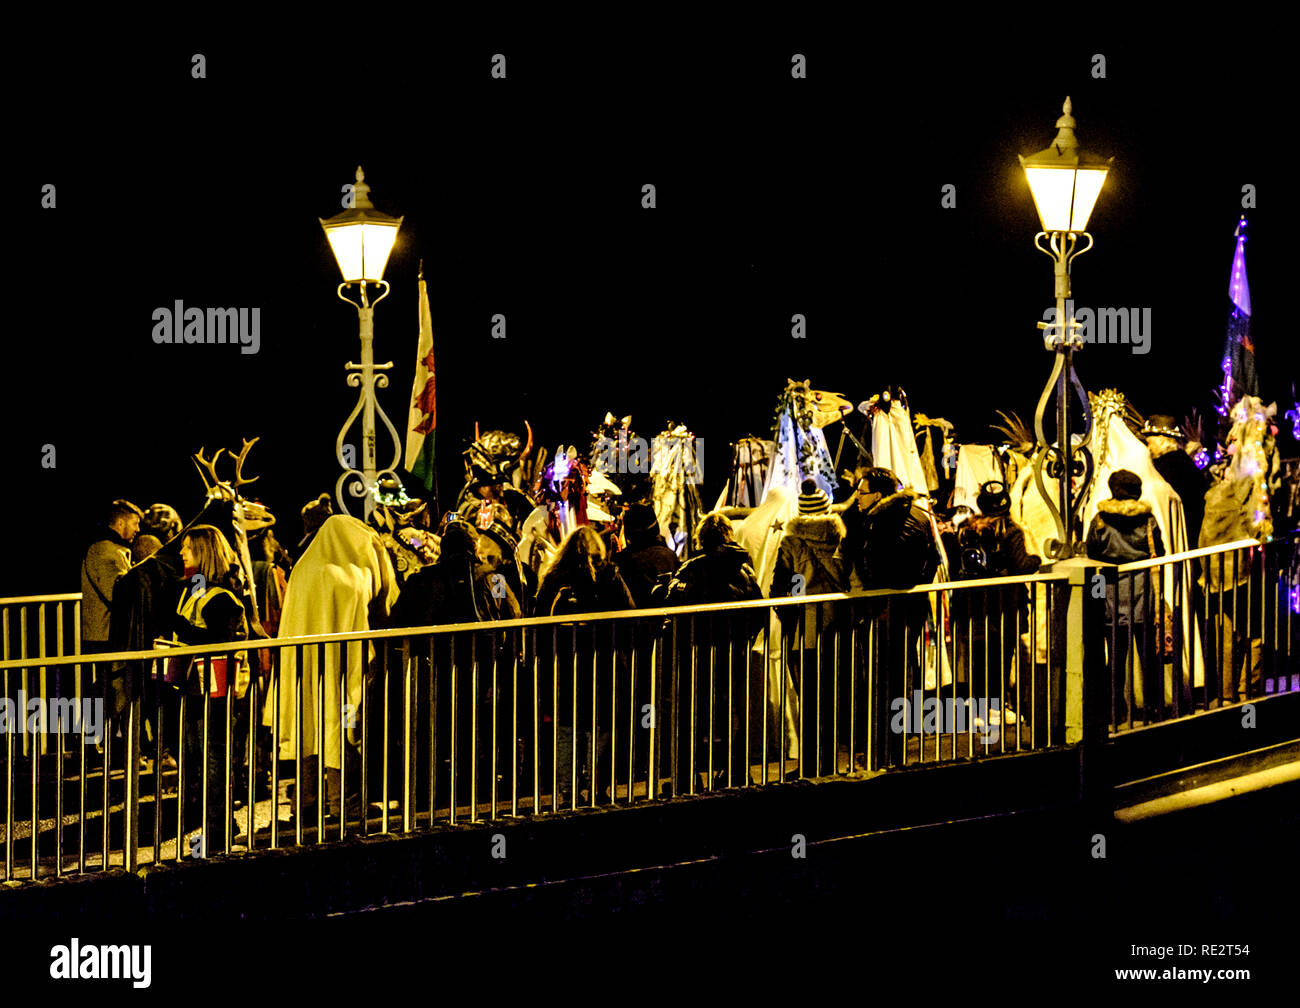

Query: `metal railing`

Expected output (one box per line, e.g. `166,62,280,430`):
3,532,1295,881
1106,531,1298,732
1,573,1080,880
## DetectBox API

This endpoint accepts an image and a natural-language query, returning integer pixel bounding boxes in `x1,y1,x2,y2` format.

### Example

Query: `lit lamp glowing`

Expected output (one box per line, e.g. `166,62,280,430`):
320,166,406,521
1019,97,1113,559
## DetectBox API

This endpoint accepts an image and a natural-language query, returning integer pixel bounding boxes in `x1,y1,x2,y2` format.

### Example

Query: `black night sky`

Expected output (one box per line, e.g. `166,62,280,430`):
10,34,1297,596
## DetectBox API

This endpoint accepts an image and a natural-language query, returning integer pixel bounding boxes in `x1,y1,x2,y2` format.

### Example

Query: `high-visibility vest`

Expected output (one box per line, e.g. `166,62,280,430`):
173,584,248,697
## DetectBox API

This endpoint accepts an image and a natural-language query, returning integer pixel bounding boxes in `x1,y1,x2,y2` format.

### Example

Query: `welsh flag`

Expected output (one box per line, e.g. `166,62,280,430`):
405,262,437,495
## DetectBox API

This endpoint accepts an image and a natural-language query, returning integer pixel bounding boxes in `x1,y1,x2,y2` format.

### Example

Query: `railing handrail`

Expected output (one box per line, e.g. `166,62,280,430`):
1114,537,1264,574
0,570,1076,670
1,533,1287,610
0,592,82,606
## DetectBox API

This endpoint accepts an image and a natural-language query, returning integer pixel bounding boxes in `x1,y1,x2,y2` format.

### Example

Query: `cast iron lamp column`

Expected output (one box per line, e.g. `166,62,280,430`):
1019,98,1113,559
320,166,405,522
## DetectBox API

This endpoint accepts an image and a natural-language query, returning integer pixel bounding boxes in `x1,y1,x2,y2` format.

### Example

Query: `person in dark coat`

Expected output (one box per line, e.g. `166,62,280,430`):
106,534,184,772
1086,469,1166,722
852,468,941,767
771,481,847,776
612,503,680,607
662,513,764,791
855,469,940,591
662,513,764,606
1142,415,1207,546
535,526,636,806
389,518,520,809
948,481,1041,726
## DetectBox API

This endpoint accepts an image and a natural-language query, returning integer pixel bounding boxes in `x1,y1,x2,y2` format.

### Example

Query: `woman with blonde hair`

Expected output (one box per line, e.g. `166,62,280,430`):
172,524,248,854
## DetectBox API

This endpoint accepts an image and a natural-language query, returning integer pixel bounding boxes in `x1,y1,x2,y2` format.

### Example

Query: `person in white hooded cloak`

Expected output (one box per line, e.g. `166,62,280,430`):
270,514,399,818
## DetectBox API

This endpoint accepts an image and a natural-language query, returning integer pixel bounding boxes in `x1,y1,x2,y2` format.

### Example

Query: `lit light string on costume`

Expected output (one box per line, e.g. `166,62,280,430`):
1228,397,1275,538
1215,358,1234,418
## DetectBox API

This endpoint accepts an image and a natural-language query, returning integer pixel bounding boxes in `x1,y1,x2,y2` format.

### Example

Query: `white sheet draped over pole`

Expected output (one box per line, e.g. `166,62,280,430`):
870,401,930,494
954,445,1005,512
868,397,952,689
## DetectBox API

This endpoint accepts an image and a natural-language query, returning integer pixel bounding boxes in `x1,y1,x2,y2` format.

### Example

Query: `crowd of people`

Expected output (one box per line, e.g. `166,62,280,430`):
67,399,1293,838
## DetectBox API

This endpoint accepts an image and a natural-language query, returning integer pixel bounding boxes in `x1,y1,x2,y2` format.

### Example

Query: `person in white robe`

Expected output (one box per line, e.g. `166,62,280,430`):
269,515,399,813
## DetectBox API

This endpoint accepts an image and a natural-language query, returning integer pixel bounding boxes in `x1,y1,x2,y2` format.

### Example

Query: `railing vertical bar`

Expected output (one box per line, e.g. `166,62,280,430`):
550,626,557,814
689,614,697,795
491,628,499,820
471,633,480,821
429,635,437,822
317,641,326,839
450,632,460,825
294,642,303,848
763,609,771,786
270,644,282,850
383,637,392,836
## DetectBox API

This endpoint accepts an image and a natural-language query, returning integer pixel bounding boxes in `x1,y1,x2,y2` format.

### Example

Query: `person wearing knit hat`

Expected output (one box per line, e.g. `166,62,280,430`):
797,479,831,516
1087,468,1166,723
1107,468,1144,501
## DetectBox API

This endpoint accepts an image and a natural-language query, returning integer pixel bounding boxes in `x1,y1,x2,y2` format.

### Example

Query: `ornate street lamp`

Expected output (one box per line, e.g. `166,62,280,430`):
320,166,405,521
1019,98,1113,559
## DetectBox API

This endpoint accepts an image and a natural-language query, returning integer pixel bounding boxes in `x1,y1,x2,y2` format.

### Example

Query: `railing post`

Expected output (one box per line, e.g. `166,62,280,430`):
1059,559,1109,821
1062,560,1104,745
124,691,141,871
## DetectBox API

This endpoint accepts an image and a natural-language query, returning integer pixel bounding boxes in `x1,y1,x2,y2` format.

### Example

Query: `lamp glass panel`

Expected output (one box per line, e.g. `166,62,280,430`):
1024,166,1077,233
1069,168,1107,232
359,223,400,281
324,224,365,282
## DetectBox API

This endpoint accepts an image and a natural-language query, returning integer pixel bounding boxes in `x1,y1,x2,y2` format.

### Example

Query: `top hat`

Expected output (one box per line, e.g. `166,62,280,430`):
975,480,1011,517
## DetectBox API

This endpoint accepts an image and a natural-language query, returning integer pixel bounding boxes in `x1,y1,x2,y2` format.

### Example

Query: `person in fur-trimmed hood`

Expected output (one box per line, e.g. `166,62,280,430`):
1086,469,1166,721
772,480,847,638
852,468,940,590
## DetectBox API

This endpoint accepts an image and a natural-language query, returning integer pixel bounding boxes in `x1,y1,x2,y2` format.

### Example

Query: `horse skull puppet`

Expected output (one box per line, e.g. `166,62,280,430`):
190,437,273,639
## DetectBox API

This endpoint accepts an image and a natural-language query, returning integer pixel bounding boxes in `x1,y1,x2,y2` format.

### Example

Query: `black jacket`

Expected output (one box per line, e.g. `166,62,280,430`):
613,536,680,608
663,543,763,606
389,554,519,628
857,491,940,590
1151,447,1207,546
1086,498,1165,625
105,550,184,715
950,515,1041,581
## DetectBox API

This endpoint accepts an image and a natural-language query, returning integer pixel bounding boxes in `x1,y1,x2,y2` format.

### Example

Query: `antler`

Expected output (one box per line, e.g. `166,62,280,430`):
192,447,226,492
521,419,533,461
229,437,261,488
